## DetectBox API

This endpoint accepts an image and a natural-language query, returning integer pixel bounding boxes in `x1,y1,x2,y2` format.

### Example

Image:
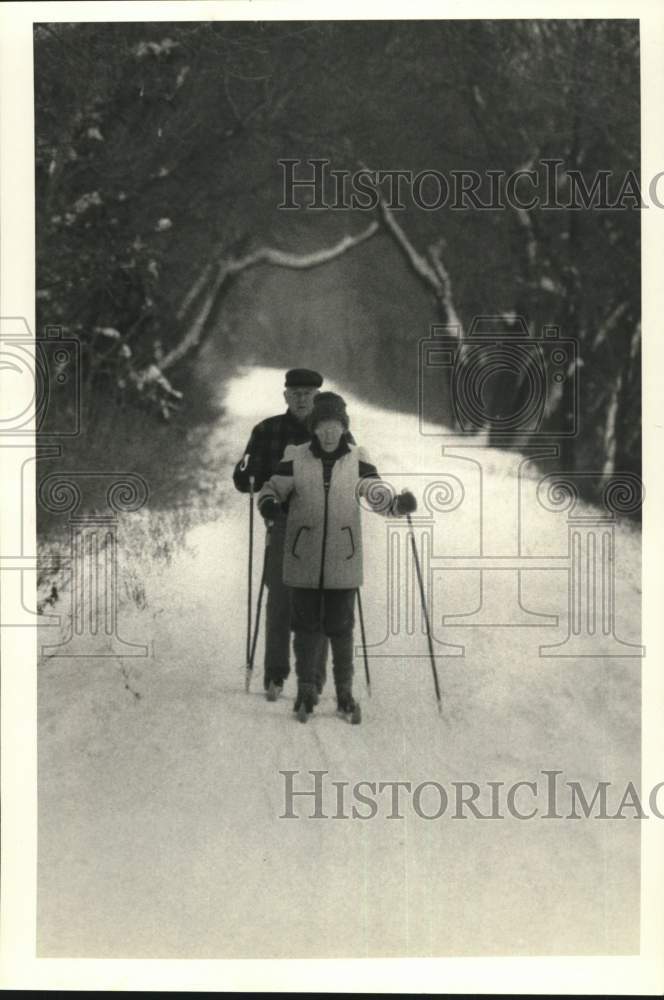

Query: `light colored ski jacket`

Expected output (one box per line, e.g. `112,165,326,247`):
258,438,403,589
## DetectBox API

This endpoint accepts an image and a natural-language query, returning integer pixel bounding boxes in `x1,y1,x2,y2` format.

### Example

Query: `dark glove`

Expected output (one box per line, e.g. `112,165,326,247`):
395,489,417,515
233,454,261,493
259,497,281,522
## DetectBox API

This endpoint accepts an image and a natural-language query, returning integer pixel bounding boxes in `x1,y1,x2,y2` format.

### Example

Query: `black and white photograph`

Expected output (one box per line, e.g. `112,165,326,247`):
1,0,663,993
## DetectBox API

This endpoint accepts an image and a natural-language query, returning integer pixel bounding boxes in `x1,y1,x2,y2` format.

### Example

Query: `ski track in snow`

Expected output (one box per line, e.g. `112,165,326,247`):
38,366,642,958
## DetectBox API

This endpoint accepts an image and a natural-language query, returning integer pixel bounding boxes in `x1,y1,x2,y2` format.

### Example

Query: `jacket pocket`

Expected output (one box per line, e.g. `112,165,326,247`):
291,525,310,559
341,525,355,560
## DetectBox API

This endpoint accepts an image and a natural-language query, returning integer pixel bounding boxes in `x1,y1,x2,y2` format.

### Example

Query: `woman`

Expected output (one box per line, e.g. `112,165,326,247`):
258,392,416,724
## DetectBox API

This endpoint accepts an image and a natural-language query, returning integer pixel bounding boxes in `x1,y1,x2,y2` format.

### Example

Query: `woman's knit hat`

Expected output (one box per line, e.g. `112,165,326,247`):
308,391,350,432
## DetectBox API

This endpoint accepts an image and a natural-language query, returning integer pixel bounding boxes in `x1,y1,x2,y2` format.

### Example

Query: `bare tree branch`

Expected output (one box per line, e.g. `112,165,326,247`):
513,207,538,270
428,239,464,333
176,261,215,320
591,300,628,355
159,222,379,372
226,224,379,273
378,198,438,290
377,196,463,332
602,370,622,477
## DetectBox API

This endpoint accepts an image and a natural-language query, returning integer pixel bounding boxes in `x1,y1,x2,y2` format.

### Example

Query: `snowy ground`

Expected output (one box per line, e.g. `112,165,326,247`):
38,367,642,958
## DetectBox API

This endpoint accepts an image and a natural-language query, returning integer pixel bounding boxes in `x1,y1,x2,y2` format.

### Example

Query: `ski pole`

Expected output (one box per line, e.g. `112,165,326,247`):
245,474,255,669
356,589,371,696
406,512,442,715
246,524,271,692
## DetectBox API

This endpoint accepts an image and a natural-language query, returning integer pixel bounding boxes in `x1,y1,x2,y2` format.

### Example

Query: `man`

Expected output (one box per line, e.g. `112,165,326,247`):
233,368,327,701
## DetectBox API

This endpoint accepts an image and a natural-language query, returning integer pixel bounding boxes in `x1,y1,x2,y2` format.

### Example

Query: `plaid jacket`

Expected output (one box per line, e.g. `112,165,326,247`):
233,410,312,493
233,410,356,493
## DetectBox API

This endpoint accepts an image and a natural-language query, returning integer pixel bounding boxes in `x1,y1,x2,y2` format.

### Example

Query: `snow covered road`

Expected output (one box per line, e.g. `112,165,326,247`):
37,368,642,958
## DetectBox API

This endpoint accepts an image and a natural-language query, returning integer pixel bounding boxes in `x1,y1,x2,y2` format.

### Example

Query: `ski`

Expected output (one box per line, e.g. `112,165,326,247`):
293,703,362,725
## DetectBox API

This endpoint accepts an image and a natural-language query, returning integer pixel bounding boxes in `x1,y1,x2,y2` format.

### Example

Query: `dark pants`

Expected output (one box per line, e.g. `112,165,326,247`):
290,588,356,699
263,517,328,691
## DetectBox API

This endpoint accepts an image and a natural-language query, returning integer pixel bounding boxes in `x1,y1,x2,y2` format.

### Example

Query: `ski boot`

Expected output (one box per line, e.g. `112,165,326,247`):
293,683,317,723
266,680,283,702
336,691,362,725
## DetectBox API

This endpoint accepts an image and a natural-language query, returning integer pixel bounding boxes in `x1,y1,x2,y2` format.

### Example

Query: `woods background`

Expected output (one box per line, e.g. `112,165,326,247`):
34,19,641,525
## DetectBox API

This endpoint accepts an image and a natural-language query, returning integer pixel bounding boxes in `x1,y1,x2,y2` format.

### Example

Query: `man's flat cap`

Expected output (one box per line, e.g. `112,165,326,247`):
285,368,323,388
